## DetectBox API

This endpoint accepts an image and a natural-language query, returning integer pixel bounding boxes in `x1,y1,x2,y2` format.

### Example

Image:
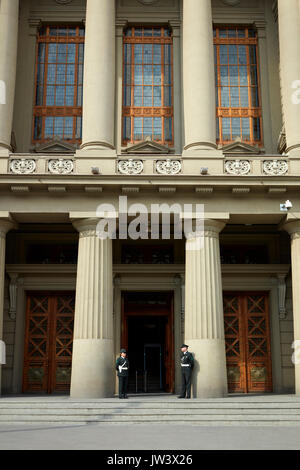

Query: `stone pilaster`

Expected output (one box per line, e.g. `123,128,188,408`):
0,220,16,395
283,220,300,395
79,0,116,154
184,219,228,398
182,0,219,155
278,0,300,156
70,218,114,398
0,0,19,154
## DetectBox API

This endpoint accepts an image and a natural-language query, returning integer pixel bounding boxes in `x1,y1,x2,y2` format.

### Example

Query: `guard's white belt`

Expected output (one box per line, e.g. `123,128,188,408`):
122,367,128,370
181,364,190,367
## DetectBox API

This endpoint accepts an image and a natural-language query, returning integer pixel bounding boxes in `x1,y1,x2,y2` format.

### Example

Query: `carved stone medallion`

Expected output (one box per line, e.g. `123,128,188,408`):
263,160,288,176
118,159,144,175
9,159,36,174
156,159,182,175
48,159,74,175
225,160,251,175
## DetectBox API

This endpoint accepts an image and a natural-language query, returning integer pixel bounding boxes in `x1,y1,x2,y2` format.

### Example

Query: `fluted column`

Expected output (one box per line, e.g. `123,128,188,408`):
80,0,116,154
185,219,227,398
0,0,19,154
0,220,16,395
283,220,300,395
278,0,300,156
70,219,114,398
182,0,218,155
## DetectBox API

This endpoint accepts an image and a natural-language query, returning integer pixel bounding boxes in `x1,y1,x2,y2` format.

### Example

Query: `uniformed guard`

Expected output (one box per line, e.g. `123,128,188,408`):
116,348,129,399
178,344,194,399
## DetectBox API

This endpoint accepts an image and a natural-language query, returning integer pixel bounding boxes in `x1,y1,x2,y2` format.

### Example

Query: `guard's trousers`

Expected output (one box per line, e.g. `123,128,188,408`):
181,368,192,398
118,375,128,397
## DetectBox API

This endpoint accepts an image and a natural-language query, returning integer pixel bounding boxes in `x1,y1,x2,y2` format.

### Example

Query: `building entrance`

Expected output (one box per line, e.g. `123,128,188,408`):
121,292,174,393
23,293,75,393
223,292,273,393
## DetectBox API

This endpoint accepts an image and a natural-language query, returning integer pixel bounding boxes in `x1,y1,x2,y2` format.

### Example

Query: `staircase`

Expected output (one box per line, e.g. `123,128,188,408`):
1,395,300,426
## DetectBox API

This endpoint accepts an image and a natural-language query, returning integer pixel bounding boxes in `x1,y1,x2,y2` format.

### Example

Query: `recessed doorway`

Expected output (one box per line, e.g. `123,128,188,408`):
121,292,174,393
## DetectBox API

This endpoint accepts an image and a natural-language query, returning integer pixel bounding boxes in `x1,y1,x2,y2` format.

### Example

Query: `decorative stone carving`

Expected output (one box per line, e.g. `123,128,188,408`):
48,159,74,175
225,160,251,175
263,160,288,176
9,159,36,174
156,159,182,175
118,159,143,175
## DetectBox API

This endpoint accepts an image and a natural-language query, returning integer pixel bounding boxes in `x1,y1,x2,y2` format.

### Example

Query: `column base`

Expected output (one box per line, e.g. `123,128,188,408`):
185,338,228,398
70,338,114,398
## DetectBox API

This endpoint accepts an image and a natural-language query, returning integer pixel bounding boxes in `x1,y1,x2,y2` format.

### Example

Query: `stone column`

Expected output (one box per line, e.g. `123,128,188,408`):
80,0,116,154
182,0,218,155
0,220,16,395
70,219,114,398
184,219,228,398
283,220,300,395
278,0,300,156
0,0,19,154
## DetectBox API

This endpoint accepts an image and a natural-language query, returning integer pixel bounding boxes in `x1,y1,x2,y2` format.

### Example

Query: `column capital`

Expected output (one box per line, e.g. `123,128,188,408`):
282,219,300,238
0,219,17,238
72,218,100,235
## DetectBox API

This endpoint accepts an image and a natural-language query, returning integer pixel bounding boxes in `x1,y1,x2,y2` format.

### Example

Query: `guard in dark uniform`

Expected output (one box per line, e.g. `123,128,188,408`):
178,344,194,399
116,348,129,399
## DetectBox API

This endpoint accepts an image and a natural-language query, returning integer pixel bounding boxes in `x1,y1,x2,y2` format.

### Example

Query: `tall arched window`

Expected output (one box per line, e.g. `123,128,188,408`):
33,25,85,144
122,26,173,146
214,26,262,146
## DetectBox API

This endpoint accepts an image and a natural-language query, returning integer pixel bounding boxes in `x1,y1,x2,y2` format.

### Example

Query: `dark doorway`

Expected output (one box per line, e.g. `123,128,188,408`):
121,292,174,393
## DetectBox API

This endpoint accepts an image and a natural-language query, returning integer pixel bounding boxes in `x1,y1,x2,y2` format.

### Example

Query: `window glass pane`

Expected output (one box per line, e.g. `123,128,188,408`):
77,63,84,85
67,44,76,63
153,117,162,140
232,118,240,138
242,118,250,138
164,117,172,142
125,28,132,37
219,29,227,38
76,116,82,138
250,66,258,86
68,28,76,37
221,87,230,107
124,86,131,106
36,83,44,105
58,28,67,36
77,85,83,106
228,45,238,64
229,66,238,86
253,117,261,140
134,86,143,106
123,116,131,140
143,65,152,85
153,45,161,64
56,64,66,84
164,65,171,85
45,117,54,137
134,65,143,85
124,44,131,64
47,64,56,85
134,117,143,139
144,44,153,64
164,87,172,106
66,64,75,84
144,28,153,37
230,87,239,107
135,28,142,37
220,66,229,86
153,86,161,106
248,29,256,38
249,45,257,64
54,116,64,137
240,87,249,107
238,45,247,65
46,86,55,105
222,118,231,140
216,117,220,140
153,65,161,85
143,87,152,106
237,29,245,38
134,44,143,63
66,86,75,105
144,117,152,137
38,43,46,63
55,86,65,105
57,44,67,63
78,44,84,63
251,87,259,106
47,43,57,63
154,28,162,37
164,45,171,64
219,45,228,64
228,29,236,38
64,117,73,138
239,66,247,86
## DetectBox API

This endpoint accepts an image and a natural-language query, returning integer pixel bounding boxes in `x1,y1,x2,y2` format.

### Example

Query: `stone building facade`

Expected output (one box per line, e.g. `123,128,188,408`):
0,0,299,398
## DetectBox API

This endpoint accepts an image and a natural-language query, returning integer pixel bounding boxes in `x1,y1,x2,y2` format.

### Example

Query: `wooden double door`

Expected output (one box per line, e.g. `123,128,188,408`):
23,293,75,393
223,292,272,393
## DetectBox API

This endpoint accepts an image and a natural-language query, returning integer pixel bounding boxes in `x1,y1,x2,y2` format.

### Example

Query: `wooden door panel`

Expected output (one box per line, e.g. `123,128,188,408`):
223,292,272,393
23,293,75,394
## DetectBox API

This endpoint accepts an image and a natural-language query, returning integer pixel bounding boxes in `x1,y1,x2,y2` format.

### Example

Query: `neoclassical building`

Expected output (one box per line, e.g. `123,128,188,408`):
0,0,300,399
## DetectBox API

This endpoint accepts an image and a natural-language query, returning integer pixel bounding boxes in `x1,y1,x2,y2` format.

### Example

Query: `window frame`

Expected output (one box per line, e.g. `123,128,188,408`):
214,25,263,147
32,24,85,145
122,25,174,147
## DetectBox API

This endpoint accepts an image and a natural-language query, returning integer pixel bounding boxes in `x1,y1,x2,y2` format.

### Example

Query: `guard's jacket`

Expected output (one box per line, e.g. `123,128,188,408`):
116,356,129,377
180,351,194,370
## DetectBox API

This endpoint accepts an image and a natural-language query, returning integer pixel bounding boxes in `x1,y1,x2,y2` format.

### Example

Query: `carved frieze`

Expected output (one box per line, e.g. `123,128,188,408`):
156,159,181,175
225,160,251,176
263,160,288,176
118,159,144,175
9,159,36,175
48,159,74,175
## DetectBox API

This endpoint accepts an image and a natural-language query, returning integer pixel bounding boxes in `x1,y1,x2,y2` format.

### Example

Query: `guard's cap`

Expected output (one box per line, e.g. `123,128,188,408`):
181,344,189,348
120,348,127,353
